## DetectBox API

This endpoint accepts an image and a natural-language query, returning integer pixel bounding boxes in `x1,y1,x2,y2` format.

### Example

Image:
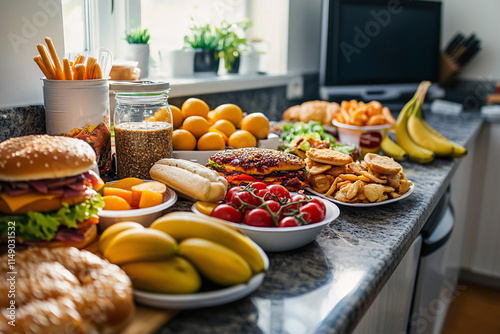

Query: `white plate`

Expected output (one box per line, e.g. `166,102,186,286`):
133,242,269,309
306,183,414,207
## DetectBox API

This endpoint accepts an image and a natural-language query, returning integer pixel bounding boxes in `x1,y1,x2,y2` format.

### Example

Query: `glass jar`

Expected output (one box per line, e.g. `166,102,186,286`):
114,85,173,179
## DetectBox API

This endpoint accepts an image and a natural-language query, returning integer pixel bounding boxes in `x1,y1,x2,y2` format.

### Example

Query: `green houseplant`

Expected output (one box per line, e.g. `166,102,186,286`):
217,19,251,74
124,27,151,78
184,21,221,73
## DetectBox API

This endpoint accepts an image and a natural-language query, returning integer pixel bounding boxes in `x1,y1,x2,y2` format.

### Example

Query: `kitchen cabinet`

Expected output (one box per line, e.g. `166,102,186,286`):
353,236,422,334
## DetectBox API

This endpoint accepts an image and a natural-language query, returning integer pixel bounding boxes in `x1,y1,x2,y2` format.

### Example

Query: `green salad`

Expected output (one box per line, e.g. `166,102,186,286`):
279,121,358,159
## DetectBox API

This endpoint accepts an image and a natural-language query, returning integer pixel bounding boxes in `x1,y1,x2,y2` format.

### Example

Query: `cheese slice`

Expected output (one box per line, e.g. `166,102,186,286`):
0,191,59,213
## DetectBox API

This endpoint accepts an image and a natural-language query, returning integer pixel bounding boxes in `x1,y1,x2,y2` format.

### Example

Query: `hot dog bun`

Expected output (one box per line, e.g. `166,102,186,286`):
150,158,228,202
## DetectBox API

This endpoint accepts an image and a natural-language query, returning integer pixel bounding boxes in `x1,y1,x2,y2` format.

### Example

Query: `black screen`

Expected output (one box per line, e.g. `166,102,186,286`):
324,0,441,85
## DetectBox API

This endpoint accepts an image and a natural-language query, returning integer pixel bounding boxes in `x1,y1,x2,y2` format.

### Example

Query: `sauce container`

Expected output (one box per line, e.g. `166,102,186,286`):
114,83,173,179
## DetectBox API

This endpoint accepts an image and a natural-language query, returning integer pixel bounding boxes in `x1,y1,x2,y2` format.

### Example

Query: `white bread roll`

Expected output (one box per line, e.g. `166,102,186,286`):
150,159,227,202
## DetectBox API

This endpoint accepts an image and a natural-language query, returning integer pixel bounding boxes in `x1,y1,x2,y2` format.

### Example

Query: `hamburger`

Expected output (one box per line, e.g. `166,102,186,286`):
208,148,308,191
0,135,104,250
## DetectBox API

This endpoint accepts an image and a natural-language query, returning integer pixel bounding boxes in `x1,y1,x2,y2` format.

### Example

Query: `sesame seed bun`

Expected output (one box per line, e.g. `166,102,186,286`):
0,135,96,182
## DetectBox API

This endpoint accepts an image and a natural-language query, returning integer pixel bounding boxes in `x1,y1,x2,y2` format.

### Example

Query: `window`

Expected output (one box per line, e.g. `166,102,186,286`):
61,0,290,77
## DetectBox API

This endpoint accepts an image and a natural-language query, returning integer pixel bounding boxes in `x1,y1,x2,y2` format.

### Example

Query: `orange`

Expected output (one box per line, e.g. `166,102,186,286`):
154,107,172,123
172,129,197,150
211,119,236,138
182,98,210,119
207,111,216,125
197,132,226,151
169,105,184,128
145,116,156,122
240,113,270,139
209,127,229,143
213,104,243,126
227,130,257,149
181,116,210,139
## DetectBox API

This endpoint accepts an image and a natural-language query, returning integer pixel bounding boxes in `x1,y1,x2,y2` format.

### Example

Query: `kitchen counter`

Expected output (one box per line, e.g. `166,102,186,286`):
153,110,483,334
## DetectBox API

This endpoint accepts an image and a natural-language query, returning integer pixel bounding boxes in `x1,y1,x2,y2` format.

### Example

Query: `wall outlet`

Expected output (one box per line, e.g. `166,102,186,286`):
287,76,304,100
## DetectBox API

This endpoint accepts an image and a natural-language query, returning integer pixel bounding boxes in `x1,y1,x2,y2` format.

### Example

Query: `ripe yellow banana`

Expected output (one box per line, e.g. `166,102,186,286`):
419,119,467,158
179,238,253,286
380,131,407,161
99,221,144,254
407,93,455,156
121,256,201,294
150,212,265,274
394,82,435,164
104,228,178,265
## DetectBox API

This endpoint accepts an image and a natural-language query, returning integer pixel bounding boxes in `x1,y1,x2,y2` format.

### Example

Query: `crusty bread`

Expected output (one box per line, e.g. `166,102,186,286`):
150,159,227,202
363,153,402,175
306,148,353,166
209,148,305,175
0,135,96,181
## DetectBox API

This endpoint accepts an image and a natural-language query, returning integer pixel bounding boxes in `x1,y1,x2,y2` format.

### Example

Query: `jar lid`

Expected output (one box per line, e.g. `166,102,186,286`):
109,80,170,94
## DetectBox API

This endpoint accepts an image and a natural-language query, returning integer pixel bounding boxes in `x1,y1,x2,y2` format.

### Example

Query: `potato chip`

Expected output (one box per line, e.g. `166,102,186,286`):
310,174,331,193
360,171,387,184
305,158,332,175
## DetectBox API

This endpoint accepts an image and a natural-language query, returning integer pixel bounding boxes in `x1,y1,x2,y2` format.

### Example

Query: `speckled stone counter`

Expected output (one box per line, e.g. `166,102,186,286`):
155,111,484,334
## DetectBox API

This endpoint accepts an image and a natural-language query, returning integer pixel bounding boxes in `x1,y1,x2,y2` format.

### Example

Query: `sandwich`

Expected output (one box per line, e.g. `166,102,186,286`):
150,158,228,202
0,135,104,250
208,148,308,191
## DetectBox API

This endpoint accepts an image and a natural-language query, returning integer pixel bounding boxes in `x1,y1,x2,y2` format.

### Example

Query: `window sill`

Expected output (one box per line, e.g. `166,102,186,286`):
148,72,302,98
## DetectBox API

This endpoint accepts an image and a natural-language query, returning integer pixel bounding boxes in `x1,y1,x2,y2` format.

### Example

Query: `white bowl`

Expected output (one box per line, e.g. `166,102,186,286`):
98,187,177,231
192,196,340,252
333,119,393,158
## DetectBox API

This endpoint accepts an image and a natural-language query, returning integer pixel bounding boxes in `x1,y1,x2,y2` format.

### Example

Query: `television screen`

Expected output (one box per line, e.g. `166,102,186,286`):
321,0,442,87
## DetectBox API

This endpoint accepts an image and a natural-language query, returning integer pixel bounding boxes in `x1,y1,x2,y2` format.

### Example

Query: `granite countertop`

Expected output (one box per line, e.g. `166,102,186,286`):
154,111,483,334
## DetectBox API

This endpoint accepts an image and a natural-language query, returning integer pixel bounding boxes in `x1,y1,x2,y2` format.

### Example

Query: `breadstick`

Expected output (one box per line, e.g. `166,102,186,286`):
86,57,96,80
94,63,103,79
33,55,50,79
75,64,85,80
36,44,57,79
44,37,65,80
63,58,72,80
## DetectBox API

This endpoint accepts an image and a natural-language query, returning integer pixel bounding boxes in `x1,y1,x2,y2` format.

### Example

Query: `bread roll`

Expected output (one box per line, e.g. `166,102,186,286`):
150,159,227,202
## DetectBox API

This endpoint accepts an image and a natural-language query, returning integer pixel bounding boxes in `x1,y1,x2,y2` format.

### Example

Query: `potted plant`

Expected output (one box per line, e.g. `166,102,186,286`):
124,27,151,78
184,21,220,74
218,19,251,74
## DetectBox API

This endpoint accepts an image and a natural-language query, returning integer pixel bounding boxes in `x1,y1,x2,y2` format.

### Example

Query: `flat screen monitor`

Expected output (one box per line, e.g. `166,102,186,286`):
320,0,442,101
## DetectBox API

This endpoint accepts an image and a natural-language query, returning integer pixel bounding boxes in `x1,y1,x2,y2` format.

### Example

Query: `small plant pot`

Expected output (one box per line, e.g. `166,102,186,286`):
226,56,240,74
124,43,150,79
193,49,220,74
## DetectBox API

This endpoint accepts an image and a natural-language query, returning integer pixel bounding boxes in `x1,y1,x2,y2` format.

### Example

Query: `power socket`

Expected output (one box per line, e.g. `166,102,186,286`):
286,76,304,100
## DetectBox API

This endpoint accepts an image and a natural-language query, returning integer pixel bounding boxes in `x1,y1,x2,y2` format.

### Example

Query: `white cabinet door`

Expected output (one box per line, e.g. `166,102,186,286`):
353,236,422,334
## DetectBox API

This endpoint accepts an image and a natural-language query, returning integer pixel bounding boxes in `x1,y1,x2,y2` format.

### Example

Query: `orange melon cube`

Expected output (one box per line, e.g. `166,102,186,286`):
138,190,163,208
103,187,133,205
103,195,132,211
131,181,167,207
110,178,144,191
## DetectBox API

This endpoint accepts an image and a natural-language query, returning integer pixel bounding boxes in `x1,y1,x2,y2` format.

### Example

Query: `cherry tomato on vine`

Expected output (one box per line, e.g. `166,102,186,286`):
310,197,326,212
210,204,242,223
244,208,274,227
300,202,325,224
266,185,291,201
231,191,260,207
225,186,243,202
256,189,272,200
265,200,281,217
279,216,300,227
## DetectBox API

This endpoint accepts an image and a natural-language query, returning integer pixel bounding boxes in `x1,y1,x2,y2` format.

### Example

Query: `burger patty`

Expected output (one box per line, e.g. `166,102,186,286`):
218,169,309,191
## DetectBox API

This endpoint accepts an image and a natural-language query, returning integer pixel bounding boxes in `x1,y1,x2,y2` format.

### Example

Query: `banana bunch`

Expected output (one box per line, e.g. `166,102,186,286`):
381,81,467,163
99,213,266,294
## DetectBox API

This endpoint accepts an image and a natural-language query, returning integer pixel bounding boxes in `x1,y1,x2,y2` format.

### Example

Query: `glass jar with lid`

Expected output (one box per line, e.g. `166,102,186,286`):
113,82,173,179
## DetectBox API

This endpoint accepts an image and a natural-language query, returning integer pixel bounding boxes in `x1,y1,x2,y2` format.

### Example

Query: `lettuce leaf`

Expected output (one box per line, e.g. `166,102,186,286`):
0,195,104,241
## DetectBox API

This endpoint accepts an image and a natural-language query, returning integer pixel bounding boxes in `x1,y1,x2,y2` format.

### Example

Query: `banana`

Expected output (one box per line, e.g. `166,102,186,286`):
98,221,144,254
179,238,253,286
380,131,407,161
104,228,178,265
121,256,201,294
150,212,265,274
407,93,455,156
394,82,435,164
419,120,467,158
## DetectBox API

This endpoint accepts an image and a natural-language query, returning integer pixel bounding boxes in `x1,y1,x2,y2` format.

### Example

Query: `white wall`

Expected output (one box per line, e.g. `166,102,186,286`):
440,0,500,81
0,0,64,108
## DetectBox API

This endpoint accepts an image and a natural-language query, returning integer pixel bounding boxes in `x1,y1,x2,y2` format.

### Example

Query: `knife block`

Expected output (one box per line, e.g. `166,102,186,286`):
439,53,463,89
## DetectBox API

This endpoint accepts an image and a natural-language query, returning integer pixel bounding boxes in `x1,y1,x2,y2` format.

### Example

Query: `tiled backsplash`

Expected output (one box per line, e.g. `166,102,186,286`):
0,73,320,142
